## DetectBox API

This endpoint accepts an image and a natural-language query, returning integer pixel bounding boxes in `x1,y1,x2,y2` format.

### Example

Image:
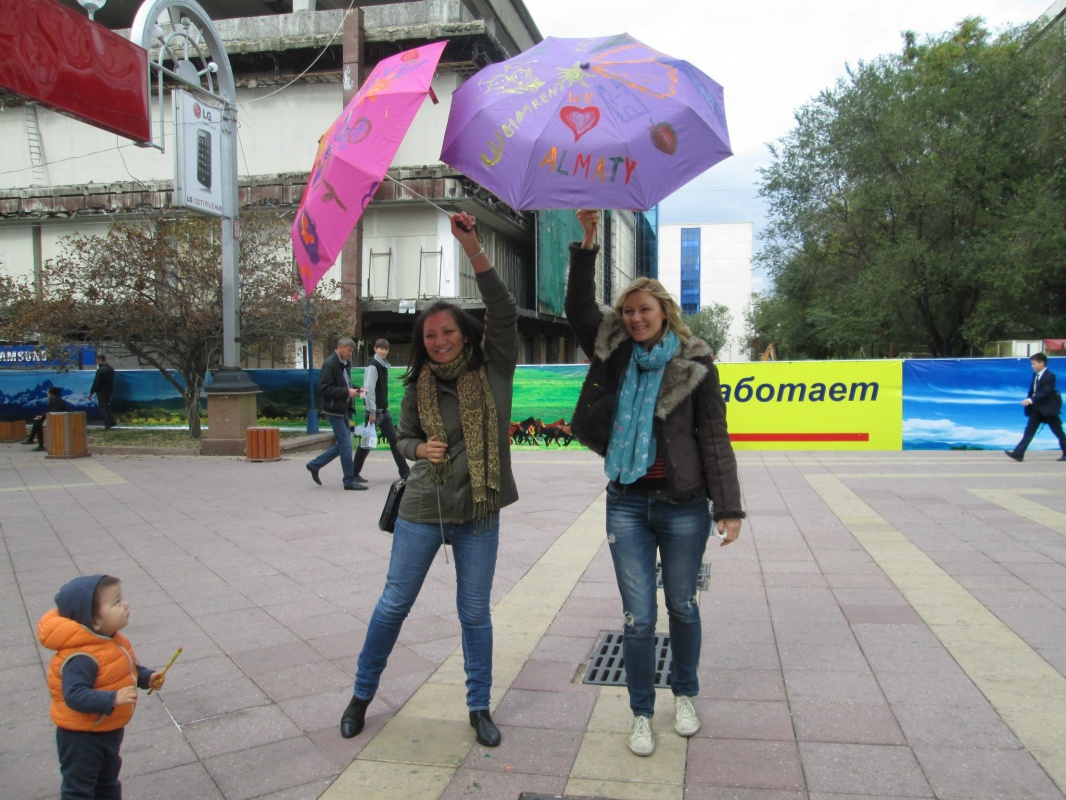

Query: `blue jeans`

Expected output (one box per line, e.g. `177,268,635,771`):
307,412,355,487
354,513,499,710
605,482,711,718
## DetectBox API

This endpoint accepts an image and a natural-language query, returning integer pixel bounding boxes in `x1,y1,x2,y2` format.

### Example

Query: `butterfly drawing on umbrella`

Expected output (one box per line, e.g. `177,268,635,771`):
303,141,349,214
478,64,546,97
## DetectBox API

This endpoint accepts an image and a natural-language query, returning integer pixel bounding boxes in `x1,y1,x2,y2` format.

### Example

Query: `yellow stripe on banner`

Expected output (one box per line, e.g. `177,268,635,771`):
807,474,1066,794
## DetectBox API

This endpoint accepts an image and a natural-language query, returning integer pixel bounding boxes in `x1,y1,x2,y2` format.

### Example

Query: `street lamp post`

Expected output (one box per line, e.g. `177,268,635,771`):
132,0,259,455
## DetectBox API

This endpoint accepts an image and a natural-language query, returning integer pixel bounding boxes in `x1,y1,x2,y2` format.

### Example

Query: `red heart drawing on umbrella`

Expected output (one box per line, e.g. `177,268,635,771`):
560,106,600,142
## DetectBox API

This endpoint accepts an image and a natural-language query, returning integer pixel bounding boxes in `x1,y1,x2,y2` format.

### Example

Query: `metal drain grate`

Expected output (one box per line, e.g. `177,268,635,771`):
655,561,710,590
582,630,672,687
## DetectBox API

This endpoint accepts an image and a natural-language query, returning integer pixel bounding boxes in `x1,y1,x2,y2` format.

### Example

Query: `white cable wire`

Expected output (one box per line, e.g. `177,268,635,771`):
238,0,357,107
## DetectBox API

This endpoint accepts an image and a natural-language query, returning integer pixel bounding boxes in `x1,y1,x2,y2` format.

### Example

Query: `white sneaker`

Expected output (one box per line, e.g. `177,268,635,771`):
673,695,700,736
627,715,655,756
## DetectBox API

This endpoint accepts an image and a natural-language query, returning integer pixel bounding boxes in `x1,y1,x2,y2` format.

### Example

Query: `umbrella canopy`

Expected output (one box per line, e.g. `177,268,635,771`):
292,40,446,296
440,34,731,211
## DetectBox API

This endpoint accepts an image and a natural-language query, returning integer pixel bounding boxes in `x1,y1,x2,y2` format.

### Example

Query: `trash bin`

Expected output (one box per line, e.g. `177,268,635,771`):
0,419,27,442
45,412,90,459
246,426,281,462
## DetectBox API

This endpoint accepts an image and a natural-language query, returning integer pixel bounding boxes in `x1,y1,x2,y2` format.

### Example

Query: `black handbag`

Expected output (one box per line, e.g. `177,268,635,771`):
378,477,406,533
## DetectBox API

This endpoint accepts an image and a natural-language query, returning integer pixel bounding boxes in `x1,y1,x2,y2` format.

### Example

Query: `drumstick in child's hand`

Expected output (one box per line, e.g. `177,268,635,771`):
147,647,182,695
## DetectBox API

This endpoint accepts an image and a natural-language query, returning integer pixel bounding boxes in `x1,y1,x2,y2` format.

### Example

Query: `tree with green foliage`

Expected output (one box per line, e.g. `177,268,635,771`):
683,303,733,358
0,267,34,343
15,213,350,437
757,19,1066,358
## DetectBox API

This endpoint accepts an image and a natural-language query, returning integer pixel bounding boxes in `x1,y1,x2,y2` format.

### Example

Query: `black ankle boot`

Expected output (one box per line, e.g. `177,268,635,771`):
469,710,501,747
340,695,372,738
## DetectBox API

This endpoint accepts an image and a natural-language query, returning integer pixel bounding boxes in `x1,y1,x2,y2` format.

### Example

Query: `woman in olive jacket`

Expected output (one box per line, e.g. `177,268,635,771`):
340,212,518,749
565,209,745,758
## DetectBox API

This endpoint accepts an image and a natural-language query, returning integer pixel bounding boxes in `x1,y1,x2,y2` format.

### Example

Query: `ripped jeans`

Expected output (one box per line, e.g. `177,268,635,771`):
605,482,711,718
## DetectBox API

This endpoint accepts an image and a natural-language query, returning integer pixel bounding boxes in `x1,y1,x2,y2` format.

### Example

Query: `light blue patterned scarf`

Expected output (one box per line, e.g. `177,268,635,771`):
605,331,679,484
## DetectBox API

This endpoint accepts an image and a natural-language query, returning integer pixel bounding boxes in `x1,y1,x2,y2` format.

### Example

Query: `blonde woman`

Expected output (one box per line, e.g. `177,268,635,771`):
565,209,744,757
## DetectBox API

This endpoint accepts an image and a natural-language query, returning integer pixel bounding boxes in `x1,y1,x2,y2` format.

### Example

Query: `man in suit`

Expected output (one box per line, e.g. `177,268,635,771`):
1005,352,1066,462
89,354,117,430
306,336,367,490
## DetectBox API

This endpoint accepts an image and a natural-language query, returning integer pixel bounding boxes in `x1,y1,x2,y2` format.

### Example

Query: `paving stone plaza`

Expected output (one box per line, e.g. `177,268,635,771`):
3,446,1066,799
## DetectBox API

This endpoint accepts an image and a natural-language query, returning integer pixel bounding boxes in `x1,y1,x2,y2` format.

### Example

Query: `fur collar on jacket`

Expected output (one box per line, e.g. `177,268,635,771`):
592,310,714,420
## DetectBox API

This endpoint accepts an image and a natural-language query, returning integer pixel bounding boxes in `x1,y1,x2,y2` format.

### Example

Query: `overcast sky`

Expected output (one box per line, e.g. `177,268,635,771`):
520,0,1055,281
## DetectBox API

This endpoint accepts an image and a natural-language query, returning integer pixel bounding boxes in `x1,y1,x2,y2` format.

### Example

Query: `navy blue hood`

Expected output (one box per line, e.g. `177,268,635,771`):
55,574,108,629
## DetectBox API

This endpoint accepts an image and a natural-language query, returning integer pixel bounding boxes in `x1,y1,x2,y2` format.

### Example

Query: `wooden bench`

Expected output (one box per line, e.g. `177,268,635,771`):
246,426,281,462
45,412,90,459
0,419,28,443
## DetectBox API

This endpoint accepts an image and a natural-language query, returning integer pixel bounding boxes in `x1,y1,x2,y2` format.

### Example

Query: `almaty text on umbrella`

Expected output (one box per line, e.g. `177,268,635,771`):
538,148,638,184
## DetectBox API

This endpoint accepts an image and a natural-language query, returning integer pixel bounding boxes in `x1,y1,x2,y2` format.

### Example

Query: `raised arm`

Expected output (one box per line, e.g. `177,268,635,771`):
450,212,518,372
564,209,605,357
452,212,492,274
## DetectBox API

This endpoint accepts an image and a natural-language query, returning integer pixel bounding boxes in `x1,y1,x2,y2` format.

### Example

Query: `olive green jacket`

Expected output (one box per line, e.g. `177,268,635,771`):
397,268,519,523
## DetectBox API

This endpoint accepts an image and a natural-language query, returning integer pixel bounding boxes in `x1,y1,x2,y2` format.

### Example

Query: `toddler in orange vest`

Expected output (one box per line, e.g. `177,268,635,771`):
38,575,164,799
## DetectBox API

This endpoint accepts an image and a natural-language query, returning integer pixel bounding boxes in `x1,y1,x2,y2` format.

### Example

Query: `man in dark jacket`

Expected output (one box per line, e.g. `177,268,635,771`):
306,337,367,489
89,355,117,429
352,338,410,484
1005,352,1066,462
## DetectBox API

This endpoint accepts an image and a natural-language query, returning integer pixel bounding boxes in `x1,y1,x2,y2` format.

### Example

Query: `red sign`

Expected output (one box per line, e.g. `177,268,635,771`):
0,0,150,143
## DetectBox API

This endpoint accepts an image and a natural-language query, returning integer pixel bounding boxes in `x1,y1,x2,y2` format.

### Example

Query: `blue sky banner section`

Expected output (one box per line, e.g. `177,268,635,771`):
0,369,190,420
902,357,1065,451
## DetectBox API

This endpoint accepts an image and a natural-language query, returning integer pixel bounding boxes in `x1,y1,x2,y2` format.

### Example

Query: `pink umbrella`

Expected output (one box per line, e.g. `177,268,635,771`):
292,41,446,296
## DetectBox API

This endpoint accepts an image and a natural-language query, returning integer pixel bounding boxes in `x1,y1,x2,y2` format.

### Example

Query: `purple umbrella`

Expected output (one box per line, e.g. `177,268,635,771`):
440,33,731,211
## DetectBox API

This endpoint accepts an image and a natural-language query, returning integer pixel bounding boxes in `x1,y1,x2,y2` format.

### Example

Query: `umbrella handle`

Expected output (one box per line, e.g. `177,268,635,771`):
383,175,482,242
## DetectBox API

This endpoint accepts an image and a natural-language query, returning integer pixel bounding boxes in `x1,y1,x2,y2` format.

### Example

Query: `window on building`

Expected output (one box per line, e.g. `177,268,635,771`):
679,228,701,315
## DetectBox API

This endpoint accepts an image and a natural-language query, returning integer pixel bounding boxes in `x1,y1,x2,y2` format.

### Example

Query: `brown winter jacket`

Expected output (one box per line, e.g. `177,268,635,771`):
565,243,745,520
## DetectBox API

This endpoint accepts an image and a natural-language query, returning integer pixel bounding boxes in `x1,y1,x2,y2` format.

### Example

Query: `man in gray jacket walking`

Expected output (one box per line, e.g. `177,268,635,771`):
307,337,366,490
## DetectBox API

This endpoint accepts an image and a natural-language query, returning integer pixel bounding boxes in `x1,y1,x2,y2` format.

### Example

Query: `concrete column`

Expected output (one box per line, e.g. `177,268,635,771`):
341,9,365,340
532,334,546,364
556,336,568,364
201,391,261,456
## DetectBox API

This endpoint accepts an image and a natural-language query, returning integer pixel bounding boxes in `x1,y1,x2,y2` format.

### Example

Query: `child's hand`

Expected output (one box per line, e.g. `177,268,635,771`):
114,686,138,706
149,671,166,692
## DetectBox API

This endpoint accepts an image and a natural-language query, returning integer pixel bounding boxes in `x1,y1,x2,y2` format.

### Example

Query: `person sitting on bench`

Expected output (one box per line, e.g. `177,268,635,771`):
25,387,69,451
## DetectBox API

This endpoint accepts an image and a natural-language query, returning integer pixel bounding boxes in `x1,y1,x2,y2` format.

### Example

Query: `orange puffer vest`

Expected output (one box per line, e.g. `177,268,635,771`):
38,609,138,732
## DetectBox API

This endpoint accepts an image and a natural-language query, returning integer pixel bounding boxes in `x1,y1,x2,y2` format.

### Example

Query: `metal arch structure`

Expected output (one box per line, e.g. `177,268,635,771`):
131,0,254,392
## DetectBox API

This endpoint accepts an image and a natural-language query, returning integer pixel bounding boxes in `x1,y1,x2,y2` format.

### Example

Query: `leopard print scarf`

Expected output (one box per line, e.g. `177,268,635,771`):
416,348,501,521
